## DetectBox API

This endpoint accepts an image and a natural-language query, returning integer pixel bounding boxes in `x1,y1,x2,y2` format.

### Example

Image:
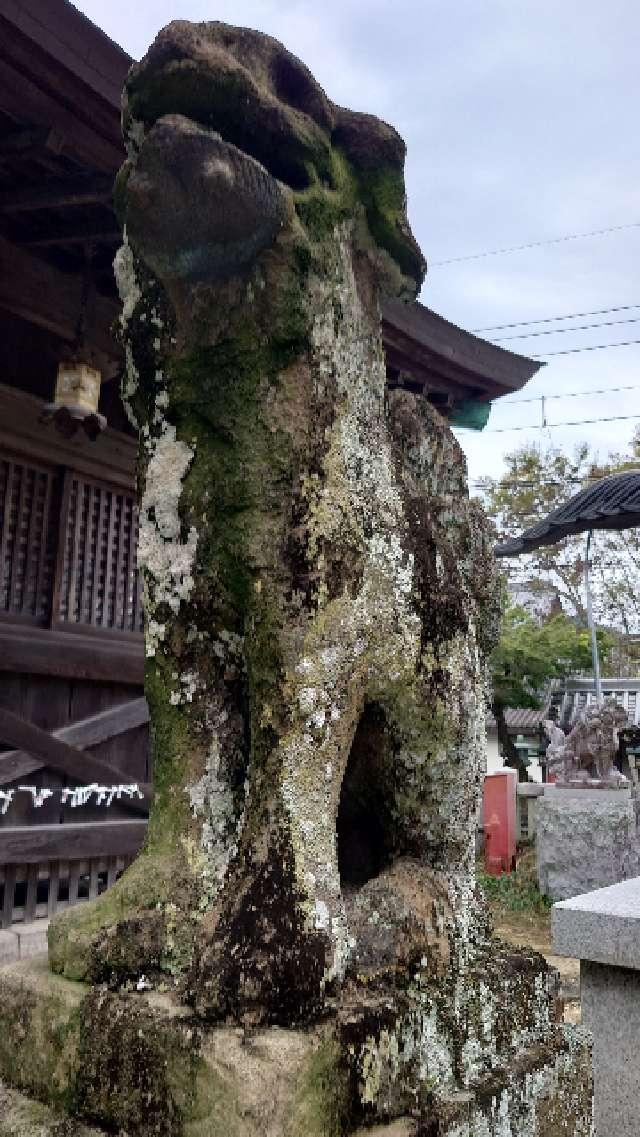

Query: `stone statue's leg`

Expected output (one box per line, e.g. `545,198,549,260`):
186,604,374,1024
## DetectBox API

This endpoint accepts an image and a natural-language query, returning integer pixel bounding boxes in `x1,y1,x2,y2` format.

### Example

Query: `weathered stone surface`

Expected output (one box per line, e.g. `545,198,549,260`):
0,1082,104,1136
124,113,289,283
0,959,83,1106
343,859,452,987
537,786,640,900
51,18,499,1031
0,957,592,1137
352,1123,415,1136
33,18,594,1136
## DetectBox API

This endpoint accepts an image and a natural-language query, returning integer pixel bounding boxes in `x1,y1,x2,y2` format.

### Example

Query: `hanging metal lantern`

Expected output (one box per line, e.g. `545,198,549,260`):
42,358,106,440
42,244,107,440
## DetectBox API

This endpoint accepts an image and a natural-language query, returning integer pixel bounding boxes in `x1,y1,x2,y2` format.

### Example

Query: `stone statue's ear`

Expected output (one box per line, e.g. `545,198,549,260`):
332,108,426,297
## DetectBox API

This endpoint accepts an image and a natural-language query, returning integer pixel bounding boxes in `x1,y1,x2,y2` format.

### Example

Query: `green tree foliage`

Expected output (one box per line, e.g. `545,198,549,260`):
491,604,604,708
479,431,640,658
489,603,611,779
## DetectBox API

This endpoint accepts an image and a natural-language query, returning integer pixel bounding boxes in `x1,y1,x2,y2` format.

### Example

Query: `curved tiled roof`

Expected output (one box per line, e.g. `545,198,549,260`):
485,707,543,732
495,469,640,556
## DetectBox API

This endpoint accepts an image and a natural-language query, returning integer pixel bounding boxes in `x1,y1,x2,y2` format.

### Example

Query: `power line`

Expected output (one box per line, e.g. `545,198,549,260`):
505,383,640,405
471,475,612,488
472,303,640,333
532,339,640,359
486,413,640,434
430,221,640,267
494,316,640,342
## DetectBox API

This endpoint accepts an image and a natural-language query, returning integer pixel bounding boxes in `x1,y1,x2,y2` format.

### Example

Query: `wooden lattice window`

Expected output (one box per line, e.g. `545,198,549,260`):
56,472,143,635
0,445,143,640
0,456,60,625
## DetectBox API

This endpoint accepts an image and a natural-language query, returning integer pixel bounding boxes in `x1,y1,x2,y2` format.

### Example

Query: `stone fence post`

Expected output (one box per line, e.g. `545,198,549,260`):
553,876,640,1137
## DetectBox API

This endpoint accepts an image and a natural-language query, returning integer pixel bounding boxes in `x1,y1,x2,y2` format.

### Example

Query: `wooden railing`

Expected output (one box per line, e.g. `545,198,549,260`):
0,700,150,928
1,838,143,927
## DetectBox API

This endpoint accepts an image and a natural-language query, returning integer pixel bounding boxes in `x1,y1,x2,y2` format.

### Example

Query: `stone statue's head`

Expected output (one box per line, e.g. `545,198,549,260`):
117,21,425,296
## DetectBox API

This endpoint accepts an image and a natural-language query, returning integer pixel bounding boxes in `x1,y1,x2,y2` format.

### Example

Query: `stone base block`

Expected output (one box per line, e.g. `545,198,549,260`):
0,931,19,965
11,920,49,959
537,786,640,900
0,1081,105,1136
581,960,640,1137
0,956,592,1137
0,922,49,966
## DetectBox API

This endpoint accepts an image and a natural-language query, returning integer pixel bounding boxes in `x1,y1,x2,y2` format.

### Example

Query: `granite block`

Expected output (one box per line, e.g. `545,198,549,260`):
537,787,640,900
552,875,640,969
581,960,640,1137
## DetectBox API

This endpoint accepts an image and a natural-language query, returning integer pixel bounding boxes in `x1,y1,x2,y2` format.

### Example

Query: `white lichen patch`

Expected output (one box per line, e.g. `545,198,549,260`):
114,233,142,327
137,423,198,655
186,730,243,904
444,1027,593,1136
113,231,144,424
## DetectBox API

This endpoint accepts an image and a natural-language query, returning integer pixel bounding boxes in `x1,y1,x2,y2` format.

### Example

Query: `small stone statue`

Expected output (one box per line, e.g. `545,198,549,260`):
543,719,571,782
545,701,629,786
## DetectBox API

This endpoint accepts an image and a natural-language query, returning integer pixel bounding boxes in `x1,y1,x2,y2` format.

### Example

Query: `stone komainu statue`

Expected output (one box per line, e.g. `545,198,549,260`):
46,23,592,1135
545,702,629,784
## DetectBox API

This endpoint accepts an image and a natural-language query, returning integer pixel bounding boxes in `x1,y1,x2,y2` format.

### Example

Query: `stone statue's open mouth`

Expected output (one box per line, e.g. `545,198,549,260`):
123,21,337,193
124,113,289,284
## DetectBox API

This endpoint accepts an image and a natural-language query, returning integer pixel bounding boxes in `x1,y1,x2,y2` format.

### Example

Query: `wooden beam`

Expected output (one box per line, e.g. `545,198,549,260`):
0,174,113,213
0,126,64,157
0,698,149,784
0,0,132,111
0,820,147,864
0,19,123,173
0,233,120,358
383,337,474,398
0,708,150,814
0,625,144,686
26,228,121,249
383,323,502,401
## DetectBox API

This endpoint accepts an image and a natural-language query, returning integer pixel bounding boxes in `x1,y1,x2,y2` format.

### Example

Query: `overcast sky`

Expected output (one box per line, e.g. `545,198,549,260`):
78,0,640,485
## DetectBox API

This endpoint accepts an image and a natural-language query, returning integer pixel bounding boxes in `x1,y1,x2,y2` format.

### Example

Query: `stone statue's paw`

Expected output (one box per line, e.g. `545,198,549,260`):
47,853,194,985
344,859,452,989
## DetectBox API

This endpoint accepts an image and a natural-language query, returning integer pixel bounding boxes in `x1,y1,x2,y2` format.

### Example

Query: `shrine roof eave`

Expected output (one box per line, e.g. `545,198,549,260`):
382,296,543,405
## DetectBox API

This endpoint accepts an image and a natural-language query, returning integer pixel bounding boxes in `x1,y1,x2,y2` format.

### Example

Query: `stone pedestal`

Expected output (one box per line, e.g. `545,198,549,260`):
537,785,640,900
553,875,640,1137
0,951,593,1137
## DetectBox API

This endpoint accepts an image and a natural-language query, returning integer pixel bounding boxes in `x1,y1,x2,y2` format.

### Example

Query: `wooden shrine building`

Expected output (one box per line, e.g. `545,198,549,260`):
0,0,541,928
